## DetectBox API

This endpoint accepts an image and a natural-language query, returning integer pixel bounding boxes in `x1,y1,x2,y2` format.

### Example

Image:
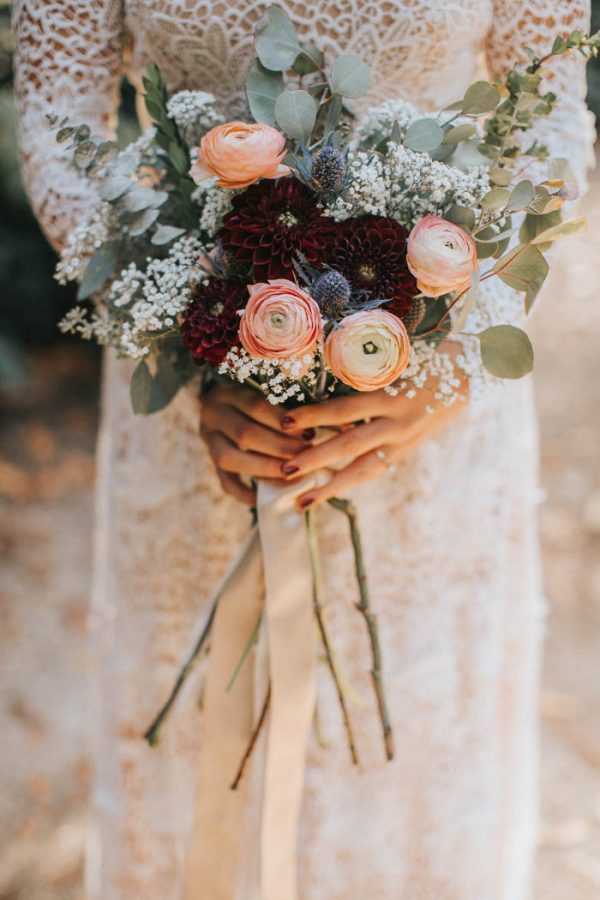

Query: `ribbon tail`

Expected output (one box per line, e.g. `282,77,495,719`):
257,479,319,900
184,527,264,900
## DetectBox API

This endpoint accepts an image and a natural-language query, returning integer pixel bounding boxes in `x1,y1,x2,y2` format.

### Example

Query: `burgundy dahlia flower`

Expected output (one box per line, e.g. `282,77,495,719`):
220,178,335,280
181,278,247,366
326,215,418,320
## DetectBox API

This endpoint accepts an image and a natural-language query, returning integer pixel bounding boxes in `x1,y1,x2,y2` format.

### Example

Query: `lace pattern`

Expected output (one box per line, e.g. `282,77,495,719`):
12,1,594,898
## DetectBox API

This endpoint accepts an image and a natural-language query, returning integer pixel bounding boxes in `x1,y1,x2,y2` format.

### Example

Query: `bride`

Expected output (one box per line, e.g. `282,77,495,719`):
13,1,594,898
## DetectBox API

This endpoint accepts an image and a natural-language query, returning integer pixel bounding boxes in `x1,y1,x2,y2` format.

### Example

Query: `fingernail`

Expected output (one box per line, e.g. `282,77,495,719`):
281,415,296,429
299,495,314,509
302,428,316,441
282,463,299,476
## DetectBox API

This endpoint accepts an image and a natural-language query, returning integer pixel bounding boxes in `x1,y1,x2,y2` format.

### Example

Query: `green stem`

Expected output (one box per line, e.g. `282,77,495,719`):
328,498,395,761
226,612,262,692
306,508,359,765
144,600,217,746
230,684,271,791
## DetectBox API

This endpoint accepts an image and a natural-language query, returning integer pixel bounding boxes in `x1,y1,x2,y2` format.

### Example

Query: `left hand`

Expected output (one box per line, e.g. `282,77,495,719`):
277,346,468,509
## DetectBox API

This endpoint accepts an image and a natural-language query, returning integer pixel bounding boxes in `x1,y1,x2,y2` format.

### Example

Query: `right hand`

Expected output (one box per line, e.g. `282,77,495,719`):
199,382,314,506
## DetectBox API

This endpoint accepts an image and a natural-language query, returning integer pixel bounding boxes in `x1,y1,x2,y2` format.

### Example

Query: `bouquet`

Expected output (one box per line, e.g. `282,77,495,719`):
53,0,598,812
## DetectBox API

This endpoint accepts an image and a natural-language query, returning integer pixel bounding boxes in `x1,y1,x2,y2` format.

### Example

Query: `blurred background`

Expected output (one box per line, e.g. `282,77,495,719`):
1,2,600,898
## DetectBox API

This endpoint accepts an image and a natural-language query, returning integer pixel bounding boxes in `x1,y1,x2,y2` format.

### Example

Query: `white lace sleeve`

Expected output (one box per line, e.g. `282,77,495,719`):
486,0,595,197
12,0,124,251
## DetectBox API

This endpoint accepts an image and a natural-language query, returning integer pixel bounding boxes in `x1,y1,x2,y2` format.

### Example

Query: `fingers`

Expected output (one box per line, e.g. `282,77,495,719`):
296,448,391,509
207,383,288,433
217,470,256,506
280,419,391,479
202,404,307,459
278,392,389,431
206,432,285,479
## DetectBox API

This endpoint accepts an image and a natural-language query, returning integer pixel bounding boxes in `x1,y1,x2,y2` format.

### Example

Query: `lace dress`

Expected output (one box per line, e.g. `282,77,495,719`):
12,2,595,898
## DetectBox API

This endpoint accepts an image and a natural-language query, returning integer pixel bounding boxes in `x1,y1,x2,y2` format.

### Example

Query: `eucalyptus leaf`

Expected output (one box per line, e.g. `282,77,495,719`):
323,93,343,137
246,60,285,124
274,90,317,144
529,194,564,215
129,207,160,236
490,167,512,186
461,81,501,115
293,44,323,75
56,127,75,143
74,124,91,142
74,140,96,168
404,118,444,152
130,360,153,414
99,175,131,202
476,325,534,379
480,188,510,211
148,351,183,412
443,123,477,144
151,225,187,246
444,204,475,230
255,5,300,71
78,247,118,301
491,244,548,312
124,187,168,213
330,54,372,99
530,217,587,245
519,209,562,245
507,179,534,212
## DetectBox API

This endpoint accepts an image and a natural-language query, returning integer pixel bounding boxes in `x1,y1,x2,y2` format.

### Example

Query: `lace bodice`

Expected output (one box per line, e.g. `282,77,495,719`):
13,0,594,252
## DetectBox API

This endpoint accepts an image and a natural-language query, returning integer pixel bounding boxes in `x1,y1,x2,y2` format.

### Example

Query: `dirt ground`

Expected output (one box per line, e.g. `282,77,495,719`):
0,165,599,899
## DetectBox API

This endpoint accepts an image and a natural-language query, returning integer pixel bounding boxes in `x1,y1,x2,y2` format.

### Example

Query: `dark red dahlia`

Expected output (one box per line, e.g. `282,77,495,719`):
220,178,335,280
181,278,246,366
326,215,418,320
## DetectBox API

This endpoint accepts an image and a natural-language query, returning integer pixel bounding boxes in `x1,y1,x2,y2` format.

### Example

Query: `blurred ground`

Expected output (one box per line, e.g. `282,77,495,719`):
0,171,599,900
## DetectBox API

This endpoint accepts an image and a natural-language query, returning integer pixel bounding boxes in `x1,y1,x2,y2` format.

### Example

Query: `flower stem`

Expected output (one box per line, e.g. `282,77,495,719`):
328,498,395,761
306,508,360,766
144,600,216,746
226,612,262,692
230,684,271,791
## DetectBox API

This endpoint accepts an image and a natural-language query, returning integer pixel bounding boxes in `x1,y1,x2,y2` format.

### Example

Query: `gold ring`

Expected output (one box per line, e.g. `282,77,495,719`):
375,449,396,473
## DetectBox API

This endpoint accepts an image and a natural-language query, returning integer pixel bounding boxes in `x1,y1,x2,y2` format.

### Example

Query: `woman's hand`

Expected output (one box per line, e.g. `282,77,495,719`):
200,382,313,506
277,347,468,509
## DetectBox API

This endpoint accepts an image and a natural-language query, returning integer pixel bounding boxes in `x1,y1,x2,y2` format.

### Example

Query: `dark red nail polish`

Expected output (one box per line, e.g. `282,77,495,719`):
281,415,296,429
302,428,316,441
282,464,299,476
299,495,314,509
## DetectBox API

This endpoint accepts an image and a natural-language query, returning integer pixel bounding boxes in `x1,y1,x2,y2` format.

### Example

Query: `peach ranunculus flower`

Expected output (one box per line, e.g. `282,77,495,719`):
190,122,289,190
239,279,323,360
406,215,478,298
324,310,411,392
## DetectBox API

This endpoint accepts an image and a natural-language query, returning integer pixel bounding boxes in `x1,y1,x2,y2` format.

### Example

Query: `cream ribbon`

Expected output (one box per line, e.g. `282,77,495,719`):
184,476,320,900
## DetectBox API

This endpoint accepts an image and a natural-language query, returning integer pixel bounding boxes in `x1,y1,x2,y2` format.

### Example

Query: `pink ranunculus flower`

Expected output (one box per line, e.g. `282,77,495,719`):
190,122,289,190
324,310,411,392
239,279,323,360
406,215,478,298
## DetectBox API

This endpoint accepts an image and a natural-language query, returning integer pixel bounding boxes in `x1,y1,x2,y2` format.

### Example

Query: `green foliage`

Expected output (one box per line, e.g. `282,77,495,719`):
329,54,371,99
476,325,534,379
246,60,284,124
255,5,301,71
274,90,317,143
404,118,444,152
78,247,119,300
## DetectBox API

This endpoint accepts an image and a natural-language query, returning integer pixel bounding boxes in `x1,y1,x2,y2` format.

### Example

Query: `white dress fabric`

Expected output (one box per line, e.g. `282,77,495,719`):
12,2,595,898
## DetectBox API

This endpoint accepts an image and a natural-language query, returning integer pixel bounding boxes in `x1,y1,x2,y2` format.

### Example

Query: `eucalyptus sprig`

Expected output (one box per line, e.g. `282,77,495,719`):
245,5,371,150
